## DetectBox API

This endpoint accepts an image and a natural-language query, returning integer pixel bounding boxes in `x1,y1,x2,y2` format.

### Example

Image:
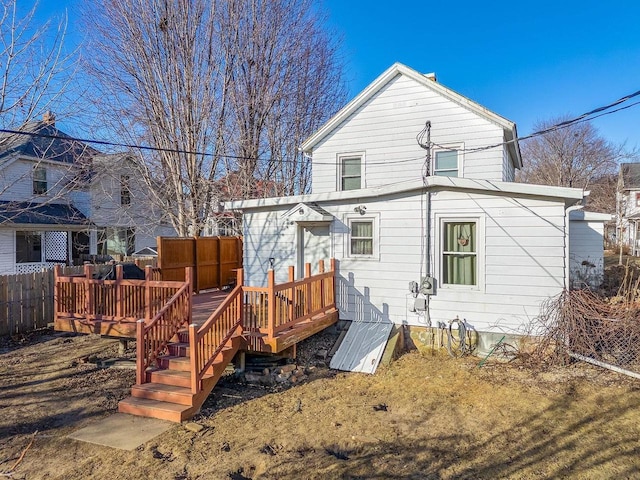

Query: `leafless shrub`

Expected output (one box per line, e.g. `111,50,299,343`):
528,270,640,368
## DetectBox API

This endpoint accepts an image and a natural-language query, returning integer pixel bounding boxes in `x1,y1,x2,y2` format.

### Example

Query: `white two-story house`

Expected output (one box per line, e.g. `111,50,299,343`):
0,113,174,274
228,63,608,360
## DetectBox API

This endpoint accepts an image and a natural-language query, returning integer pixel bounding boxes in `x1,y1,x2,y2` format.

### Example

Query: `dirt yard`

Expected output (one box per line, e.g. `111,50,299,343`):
1,328,640,480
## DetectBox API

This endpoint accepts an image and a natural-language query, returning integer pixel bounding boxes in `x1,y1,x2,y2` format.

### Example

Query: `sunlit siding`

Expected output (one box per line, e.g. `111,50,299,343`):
311,74,507,193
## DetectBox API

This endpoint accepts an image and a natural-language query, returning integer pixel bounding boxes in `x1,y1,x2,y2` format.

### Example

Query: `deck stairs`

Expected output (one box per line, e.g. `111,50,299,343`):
118,331,244,422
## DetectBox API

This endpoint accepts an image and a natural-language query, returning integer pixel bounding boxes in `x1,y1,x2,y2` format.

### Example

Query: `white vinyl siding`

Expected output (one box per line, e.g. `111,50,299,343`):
311,74,507,193
569,218,605,288
241,188,568,332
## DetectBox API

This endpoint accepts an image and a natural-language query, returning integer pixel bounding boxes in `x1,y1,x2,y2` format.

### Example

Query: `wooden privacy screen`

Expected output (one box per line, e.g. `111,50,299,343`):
157,237,242,292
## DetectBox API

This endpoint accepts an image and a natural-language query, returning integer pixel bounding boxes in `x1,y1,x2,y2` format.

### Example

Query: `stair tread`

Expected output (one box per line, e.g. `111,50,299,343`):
119,396,190,413
149,368,215,381
133,382,192,396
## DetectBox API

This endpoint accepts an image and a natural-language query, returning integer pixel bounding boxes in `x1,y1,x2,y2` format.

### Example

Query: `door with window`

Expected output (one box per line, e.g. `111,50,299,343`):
297,224,331,278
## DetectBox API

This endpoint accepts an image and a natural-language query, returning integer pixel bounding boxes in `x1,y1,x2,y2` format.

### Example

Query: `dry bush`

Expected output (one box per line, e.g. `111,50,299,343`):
528,268,640,367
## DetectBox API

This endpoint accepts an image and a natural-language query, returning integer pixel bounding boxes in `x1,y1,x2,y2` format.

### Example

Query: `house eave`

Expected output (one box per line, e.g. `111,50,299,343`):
226,177,585,211
301,62,520,158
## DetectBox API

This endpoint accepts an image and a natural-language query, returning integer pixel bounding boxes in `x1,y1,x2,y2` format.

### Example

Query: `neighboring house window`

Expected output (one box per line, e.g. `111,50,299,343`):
33,166,47,194
635,192,640,207
434,150,459,177
339,154,363,191
98,227,135,257
121,175,131,205
16,232,42,263
442,221,477,286
350,219,374,256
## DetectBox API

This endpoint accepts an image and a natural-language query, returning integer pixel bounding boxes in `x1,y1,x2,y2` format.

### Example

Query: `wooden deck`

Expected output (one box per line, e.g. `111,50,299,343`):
54,260,338,422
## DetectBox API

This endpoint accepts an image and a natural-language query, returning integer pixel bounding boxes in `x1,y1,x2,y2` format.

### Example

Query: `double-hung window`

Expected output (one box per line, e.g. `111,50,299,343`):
339,155,362,191
442,221,477,286
434,150,459,177
33,166,47,194
121,175,131,205
350,220,373,256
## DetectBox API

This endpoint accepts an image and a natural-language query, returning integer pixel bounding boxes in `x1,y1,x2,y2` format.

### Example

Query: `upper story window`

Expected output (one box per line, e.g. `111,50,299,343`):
120,175,131,205
442,220,477,286
434,150,459,177
33,166,47,194
339,154,363,191
635,192,640,207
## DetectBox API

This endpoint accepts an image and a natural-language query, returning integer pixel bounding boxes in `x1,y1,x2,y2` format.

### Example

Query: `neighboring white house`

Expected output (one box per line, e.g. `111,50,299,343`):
617,163,640,255
228,63,608,357
0,114,174,274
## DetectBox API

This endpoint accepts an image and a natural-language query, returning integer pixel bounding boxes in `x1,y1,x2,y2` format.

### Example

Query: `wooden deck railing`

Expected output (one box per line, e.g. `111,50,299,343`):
54,264,174,322
189,269,244,394
136,267,193,384
244,259,336,337
185,260,336,396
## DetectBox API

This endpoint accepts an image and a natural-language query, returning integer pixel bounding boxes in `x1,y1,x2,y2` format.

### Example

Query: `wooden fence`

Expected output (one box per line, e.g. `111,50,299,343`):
0,265,84,336
0,258,159,337
157,236,242,293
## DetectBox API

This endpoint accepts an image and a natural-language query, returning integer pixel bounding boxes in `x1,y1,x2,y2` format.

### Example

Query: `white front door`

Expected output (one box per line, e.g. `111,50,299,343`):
297,224,331,278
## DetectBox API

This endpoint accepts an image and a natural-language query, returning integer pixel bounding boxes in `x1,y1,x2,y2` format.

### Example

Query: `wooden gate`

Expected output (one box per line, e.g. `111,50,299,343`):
157,236,242,292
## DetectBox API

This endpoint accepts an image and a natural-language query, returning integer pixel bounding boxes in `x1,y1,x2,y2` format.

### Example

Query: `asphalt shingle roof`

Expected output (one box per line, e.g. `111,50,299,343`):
0,201,90,226
0,121,99,164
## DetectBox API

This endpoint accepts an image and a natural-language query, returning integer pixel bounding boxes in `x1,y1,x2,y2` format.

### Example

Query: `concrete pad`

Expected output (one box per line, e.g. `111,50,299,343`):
67,413,174,450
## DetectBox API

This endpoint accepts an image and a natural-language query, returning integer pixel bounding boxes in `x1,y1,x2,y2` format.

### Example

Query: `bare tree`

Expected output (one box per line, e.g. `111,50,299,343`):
82,0,345,237
517,117,623,213
0,0,75,130
219,0,345,198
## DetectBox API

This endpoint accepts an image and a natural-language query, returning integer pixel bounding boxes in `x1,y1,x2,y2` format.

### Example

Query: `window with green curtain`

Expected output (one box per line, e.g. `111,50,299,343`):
442,221,476,285
434,150,458,177
341,156,361,190
350,220,373,255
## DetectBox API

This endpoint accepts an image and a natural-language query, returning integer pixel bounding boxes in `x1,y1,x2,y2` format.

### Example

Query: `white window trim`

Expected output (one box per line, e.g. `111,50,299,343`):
434,213,484,292
344,212,379,260
432,144,464,178
337,151,365,191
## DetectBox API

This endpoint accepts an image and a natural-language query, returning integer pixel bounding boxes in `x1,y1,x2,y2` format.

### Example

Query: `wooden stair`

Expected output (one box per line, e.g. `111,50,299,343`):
118,333,244,422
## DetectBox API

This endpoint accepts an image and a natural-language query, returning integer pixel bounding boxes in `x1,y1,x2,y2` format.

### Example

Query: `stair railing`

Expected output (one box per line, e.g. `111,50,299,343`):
136,267,193,385
189,268,244,394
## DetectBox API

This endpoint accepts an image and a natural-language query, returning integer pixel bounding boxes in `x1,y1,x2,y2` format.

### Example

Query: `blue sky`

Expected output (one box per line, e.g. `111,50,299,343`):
36,0,640,148
322,0,640,148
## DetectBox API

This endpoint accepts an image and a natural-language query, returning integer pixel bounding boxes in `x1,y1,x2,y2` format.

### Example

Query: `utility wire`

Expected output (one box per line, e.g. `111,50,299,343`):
1,86,639,164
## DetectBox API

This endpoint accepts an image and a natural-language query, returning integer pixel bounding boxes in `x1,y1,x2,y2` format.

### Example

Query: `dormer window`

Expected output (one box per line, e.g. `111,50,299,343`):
434,150,459,177
339,153,364,191
33,166,47,194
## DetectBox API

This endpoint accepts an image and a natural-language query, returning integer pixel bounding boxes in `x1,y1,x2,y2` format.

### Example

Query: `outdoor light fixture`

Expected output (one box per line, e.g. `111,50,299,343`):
354,205,367,215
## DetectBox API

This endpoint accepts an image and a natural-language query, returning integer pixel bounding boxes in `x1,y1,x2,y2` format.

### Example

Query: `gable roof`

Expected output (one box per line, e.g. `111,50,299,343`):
0,120,99,165
301,62,523,169
619,163,640,190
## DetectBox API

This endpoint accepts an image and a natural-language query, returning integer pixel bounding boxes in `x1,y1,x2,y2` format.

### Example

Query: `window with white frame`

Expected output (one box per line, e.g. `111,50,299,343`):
349,218,374,256
441,220,477,286
434,150,459,177
33,166,47,194
339,154,362,191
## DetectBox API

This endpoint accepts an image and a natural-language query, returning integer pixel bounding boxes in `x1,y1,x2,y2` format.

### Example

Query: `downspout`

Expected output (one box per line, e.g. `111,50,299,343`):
565,203,584,290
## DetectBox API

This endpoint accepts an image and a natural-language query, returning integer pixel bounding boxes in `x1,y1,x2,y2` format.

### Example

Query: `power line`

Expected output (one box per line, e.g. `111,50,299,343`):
1,85,639,168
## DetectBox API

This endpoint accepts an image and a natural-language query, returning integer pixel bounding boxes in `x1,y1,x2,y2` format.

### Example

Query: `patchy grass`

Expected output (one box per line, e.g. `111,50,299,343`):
1,331,640,479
